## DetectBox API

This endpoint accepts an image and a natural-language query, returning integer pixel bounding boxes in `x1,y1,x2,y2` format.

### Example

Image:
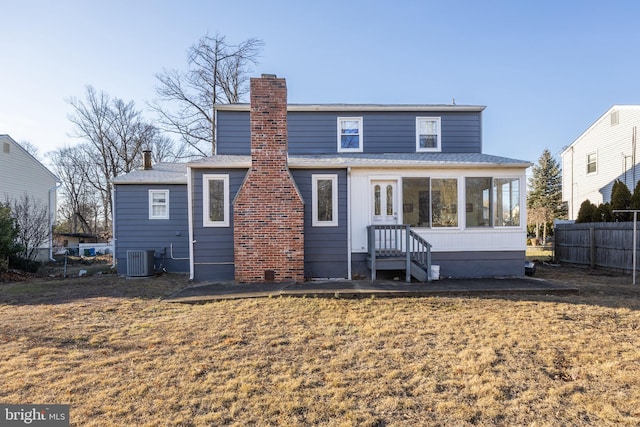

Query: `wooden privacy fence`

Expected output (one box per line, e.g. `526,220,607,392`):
555,222,639,272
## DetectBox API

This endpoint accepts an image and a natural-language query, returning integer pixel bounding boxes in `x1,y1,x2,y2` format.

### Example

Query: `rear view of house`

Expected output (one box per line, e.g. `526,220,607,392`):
113,74,530,282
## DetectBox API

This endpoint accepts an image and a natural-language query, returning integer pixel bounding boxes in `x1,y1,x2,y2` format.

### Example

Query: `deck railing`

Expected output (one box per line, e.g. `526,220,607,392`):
367,224,432,282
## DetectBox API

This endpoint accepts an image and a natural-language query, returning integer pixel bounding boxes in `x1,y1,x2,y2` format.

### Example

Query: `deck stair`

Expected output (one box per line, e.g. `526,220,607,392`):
366,225,432,282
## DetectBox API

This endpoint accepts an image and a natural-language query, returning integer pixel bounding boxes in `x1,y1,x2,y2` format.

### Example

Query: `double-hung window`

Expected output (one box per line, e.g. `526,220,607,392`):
586,152,597,175
203,174,229,227
416,117,441,152
148,190,169,219
337,117,363,152
312,174,338,226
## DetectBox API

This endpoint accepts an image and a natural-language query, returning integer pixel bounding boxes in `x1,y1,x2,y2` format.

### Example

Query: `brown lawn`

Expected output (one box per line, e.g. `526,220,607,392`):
1,265,640,426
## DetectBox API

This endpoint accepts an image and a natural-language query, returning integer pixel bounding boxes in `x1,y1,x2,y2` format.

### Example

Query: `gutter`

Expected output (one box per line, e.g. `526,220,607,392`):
48,182,62,261
187,166,195,280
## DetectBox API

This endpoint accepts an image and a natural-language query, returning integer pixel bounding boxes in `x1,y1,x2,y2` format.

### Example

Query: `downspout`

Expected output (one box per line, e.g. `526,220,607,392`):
570,146,574,219
111,187,116,269
48,182,62,261
347,166,352,280
633,126,637,189
187,165,195,280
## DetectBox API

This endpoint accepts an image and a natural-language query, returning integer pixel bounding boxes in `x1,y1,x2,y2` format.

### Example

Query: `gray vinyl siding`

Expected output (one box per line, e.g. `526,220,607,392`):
351,250,525,279
216,111,250,155
291,169,349,278
217,110,482,155
114,184,189,275
191,168,248,281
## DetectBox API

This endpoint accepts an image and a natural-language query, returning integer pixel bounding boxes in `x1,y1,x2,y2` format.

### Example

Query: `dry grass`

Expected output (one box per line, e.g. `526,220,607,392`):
2,266,640,426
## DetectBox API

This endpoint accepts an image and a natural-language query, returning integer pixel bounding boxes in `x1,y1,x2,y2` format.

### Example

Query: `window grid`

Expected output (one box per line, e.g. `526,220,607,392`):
337,117,363,152
148,190,169,220
416,117,442,152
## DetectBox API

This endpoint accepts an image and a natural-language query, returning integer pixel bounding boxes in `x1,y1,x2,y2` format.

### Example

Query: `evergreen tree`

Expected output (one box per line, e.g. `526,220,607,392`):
0,203,20,271
576,199,597,223
611,179,632,221
527,148,567,238
630,180,640,210
594,202,613,222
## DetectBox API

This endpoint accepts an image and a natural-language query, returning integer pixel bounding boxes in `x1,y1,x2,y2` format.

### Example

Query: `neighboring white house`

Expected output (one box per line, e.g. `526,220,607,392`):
561,105,640,220
0,134,60,259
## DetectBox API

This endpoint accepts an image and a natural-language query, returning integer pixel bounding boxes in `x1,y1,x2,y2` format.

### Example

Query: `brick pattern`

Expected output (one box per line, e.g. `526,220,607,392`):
233,76,305,283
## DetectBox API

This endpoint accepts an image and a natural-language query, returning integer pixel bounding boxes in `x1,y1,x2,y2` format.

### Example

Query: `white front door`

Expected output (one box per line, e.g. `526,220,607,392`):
371,180,398,225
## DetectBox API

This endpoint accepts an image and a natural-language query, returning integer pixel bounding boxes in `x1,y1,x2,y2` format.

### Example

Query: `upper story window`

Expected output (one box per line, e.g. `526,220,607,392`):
416,117,441,152
312,174,338,226
337,117,363,152
149,190,169,219
586,152,597,175
203,174,229,227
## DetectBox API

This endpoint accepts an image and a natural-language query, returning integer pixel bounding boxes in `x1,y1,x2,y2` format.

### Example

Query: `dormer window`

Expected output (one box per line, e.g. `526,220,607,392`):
416,117,441,152
337,117,363,152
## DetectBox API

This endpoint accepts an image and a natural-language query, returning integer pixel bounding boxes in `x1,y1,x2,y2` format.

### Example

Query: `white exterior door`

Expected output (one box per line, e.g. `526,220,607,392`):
371,180,398,225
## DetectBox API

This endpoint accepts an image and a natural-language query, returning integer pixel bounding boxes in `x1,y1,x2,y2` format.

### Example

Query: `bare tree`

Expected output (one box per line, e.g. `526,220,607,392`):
151,34,264,156
67,86,167,232
18,140,42,161
527,206,553,244
49,145,99,235
9,194,49,261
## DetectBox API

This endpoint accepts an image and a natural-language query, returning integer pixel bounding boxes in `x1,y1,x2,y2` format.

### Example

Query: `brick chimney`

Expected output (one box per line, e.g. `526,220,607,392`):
233,75,305,283
143,150,152,170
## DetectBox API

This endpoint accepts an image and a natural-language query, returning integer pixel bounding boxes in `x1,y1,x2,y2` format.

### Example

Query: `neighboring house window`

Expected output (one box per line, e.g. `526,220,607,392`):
465,177,520,227
402,177,458,227
416,117,441,152
2,142,9,154
148,190,169,219
203,174,229,227
586,152,597,174
312,174,338,226
337,117,363,152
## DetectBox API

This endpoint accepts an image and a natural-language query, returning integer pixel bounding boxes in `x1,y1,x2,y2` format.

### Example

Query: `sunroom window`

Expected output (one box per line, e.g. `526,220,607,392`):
402,177,457,227
465,177,520,227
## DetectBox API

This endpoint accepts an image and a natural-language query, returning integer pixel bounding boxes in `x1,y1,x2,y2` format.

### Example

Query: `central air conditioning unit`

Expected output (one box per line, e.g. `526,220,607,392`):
126,250,155,277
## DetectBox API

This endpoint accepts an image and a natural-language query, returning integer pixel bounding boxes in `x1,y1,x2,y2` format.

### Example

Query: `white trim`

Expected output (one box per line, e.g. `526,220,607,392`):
416,117,442,152
337,117,363,153
215,104,486,112
312,174,338,227
347,167,352,279
148,189,170,219
202,174,230,227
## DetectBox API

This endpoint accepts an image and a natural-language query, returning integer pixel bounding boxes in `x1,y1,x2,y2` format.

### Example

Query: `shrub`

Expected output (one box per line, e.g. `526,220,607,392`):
576,199,597,223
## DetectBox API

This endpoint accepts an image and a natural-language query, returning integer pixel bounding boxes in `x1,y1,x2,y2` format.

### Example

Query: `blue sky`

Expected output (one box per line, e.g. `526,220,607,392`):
2,0,640,167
